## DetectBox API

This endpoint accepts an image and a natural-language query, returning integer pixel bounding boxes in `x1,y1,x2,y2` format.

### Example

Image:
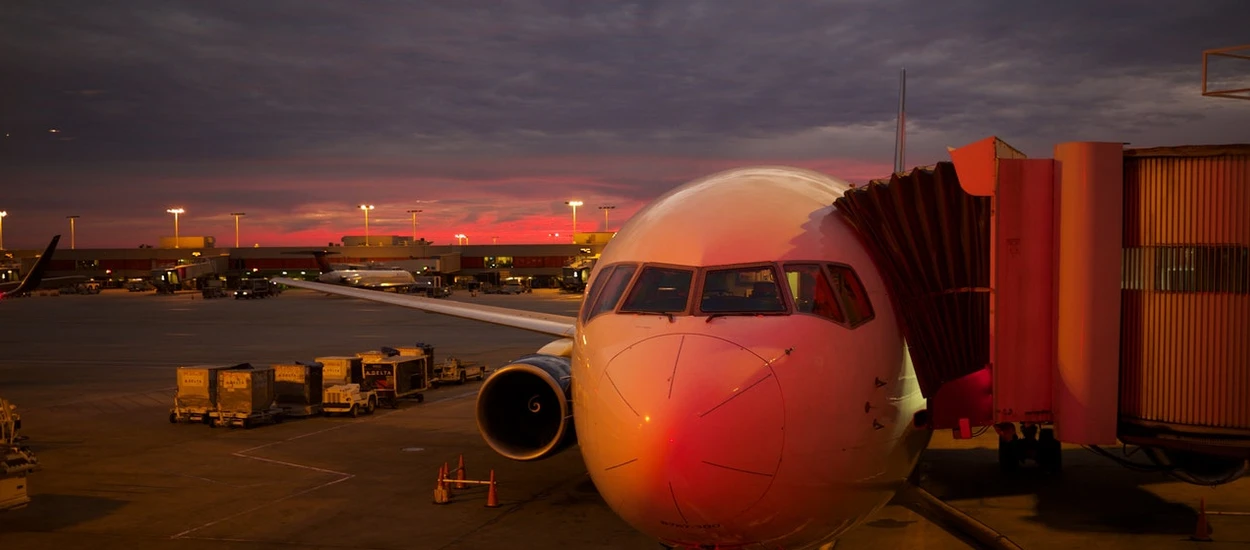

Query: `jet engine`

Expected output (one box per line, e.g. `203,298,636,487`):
475,354,575,461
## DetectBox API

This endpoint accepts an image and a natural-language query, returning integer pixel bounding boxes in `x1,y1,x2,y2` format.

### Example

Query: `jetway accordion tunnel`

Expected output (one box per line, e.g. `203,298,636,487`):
833,144,1250,480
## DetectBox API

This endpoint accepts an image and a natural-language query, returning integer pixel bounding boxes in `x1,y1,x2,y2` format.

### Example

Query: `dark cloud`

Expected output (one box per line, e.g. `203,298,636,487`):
1,1,1247,247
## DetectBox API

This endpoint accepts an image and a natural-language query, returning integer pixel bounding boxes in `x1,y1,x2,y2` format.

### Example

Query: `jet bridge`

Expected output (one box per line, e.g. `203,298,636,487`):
837,138,1250,485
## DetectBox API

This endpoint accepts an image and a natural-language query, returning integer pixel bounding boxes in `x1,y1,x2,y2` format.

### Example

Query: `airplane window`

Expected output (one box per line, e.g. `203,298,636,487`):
828,264,875,327
579,265,615,324
700,265,786,313
620,266,693,314
587,264,637,320
784,264,845,322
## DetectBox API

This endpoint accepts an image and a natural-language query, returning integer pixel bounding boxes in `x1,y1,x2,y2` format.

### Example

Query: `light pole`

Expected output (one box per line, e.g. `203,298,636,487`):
407,209,423,244
454,233,467,245
598,205,616,231
231,212,246,248
359,204,374,246
67,215,80,249
166,208,184,248
492,236,498,245
0,211,7,250
565,200,582,244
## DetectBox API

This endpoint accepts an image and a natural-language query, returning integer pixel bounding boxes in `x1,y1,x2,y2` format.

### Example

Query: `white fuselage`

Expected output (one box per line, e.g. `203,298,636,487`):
570,167,931,549
318,268,415,289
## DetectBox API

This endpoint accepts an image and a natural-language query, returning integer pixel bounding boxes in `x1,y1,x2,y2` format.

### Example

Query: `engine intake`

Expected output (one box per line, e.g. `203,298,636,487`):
476,354,575,461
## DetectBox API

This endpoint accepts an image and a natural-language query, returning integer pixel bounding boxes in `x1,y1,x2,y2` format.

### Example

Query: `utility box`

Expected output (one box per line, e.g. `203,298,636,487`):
273,362,324,416
316,356,363,387
171,363,252,424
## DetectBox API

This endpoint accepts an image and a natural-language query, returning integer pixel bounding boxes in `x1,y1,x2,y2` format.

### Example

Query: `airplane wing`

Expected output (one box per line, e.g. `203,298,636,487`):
273,278,576,339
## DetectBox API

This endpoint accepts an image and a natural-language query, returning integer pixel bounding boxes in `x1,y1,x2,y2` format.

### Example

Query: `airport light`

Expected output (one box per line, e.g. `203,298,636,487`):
359,204,374,246
566,200,583,243
599,205,616,231
407,209,423,244
66,215,79,249
166,208,184,248
0,211,7,250
231,212,246,248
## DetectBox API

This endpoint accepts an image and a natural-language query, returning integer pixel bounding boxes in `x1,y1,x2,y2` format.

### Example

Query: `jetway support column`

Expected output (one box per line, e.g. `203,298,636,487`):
1052,142,1123,445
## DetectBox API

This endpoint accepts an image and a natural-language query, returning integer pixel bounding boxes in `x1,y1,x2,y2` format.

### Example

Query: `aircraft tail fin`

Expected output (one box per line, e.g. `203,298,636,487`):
284,250,339,274
1,235,61,298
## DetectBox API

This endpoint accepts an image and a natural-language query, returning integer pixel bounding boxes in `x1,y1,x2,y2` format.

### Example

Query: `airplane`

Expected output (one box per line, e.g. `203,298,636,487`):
277,166,934,549
0,235,68,300
295,250,419,291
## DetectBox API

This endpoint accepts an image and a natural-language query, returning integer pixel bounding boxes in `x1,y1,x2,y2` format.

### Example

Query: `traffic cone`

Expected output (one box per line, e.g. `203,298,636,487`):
485,469,499,508
433,465,449,504
456,454,467,490
1191,497,1213,541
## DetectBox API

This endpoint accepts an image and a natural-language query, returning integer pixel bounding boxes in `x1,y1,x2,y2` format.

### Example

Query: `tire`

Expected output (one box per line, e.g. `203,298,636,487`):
169,412,178,424
415,394,425,404
458,371,467,385
366,398,376,414
350,404,359,418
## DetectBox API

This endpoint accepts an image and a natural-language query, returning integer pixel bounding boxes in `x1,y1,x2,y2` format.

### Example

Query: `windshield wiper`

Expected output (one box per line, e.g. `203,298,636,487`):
634,311,676,322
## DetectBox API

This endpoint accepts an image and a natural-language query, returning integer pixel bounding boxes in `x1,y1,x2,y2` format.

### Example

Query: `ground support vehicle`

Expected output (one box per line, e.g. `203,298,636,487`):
201,280,228,299
1,398,38,512
361,355,431,408
433,357,488,386
170,363,253,425
273,362,324,417
322,384,377,417
208,368,282,428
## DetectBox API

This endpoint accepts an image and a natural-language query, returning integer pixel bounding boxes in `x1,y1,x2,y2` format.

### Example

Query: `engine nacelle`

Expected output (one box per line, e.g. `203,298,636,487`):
475,354,575,461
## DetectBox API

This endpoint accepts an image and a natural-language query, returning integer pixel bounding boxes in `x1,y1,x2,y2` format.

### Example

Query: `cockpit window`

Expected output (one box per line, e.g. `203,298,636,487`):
699,265,786,313
828,264,874,327
784,263,845,322
586,264,637,321
580,265,614,324
620,266,693,313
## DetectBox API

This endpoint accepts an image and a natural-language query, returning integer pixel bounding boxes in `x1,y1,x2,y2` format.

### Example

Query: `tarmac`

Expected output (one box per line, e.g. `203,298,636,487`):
0,288,1246,549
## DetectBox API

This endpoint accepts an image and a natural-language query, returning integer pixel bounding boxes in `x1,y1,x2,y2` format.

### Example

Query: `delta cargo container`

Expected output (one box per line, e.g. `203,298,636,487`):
170,363,252,424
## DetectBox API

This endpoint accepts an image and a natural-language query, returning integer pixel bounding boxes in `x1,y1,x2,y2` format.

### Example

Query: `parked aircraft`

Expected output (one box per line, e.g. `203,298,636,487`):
277,166,932,549
297,250,418,291
0,235,73,300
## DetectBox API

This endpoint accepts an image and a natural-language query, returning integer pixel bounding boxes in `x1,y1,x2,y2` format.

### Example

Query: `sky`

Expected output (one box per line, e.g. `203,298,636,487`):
1,1,1248,249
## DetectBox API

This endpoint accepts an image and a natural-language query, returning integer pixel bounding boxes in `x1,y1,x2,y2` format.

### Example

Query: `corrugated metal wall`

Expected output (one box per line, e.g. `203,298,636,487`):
1120,145,1250,436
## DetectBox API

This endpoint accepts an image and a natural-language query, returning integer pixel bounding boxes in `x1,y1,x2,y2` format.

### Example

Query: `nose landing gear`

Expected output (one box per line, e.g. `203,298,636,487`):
995,422,1062,475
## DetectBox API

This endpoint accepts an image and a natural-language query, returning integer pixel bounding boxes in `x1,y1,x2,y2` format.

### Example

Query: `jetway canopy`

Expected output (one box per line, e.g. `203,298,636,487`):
833,162,991,398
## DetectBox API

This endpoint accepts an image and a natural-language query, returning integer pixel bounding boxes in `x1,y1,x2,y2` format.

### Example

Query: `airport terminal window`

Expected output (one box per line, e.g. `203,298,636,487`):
699,265,786,313
620,266,694,314
784,263,845,323
828,264,874,327
587,263,637,321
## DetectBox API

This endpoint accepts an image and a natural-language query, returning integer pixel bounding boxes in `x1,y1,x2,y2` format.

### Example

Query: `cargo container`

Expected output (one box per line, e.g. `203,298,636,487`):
273,362,324,416
316,356,363,387
170,363,253,424
211,368,281,428
361,355,431,407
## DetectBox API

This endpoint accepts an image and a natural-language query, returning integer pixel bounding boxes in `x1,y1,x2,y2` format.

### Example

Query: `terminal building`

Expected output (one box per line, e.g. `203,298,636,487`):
5,232,615,290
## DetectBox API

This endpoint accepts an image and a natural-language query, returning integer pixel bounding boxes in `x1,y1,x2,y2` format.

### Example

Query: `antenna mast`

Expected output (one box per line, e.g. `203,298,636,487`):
893,68,907,174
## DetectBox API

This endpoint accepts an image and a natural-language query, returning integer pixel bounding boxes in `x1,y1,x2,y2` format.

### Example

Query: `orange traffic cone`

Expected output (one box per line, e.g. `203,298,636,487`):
456,454,467,489
1191,497,1213,541
433,464,450,504
485,469,499,508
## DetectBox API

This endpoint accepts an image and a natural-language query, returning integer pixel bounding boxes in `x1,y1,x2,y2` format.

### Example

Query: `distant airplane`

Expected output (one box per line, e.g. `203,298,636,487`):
277,166,933,549
0,235,78,300
294,250,419,291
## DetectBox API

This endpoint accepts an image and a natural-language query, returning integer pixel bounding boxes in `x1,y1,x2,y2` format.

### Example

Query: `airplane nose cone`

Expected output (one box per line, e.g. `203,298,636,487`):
590,334,786,540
